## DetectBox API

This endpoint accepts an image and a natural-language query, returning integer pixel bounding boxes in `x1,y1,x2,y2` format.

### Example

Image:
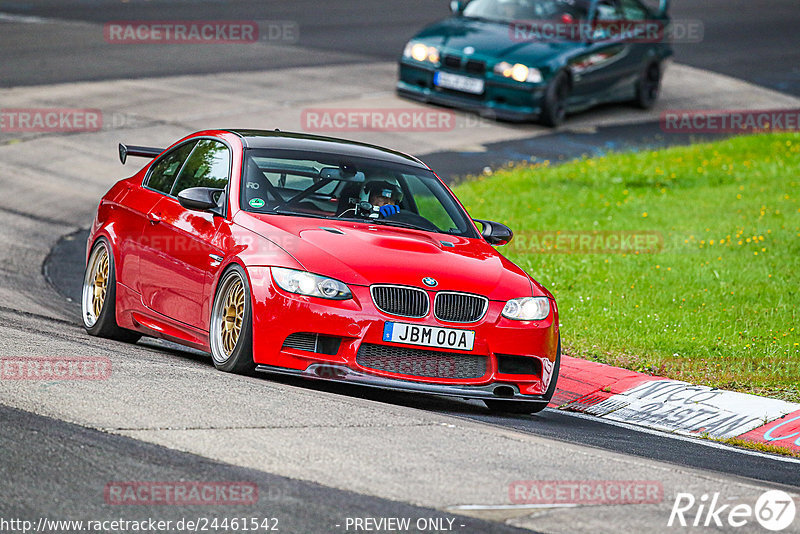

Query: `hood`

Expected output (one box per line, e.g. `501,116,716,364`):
236,213,541,302
414,17,574,67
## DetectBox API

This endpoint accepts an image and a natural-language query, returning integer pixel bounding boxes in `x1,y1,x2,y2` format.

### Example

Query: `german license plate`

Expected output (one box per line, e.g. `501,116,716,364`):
382,322,475,351
433,71,485,94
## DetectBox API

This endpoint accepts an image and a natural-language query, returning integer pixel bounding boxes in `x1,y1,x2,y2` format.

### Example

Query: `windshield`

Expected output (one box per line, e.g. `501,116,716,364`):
463,0,588,23
240,149,479,238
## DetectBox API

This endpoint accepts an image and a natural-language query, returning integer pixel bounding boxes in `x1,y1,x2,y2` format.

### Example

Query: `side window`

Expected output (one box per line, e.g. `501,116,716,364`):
146,141,197,194
619,0,648,20
595,0,622,21
171,139,231,196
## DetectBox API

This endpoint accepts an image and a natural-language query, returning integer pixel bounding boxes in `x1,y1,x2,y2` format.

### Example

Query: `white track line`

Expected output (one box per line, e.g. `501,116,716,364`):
551,409,800,465
0,12,52,24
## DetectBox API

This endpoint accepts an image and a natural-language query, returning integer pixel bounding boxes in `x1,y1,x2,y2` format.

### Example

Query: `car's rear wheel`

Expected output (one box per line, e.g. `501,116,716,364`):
210,265,255,374
632,61,662,109
484,335,561,415
539,71,569,127
81,237,141,342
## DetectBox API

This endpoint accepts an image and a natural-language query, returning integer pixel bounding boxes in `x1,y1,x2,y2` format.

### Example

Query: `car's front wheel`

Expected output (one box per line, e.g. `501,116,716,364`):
81,237,141,342
632,61,662,109
539,71,570,127
484,335,561,415
209,265,255,374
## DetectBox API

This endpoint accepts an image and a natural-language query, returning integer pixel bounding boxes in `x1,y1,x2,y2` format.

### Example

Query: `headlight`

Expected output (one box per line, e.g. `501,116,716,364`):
493,62,542,83
404,42,440,64
502,297,550,321
271,267,352,300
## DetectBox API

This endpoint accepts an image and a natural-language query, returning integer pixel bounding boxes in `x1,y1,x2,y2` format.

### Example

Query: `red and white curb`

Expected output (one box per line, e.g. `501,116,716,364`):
549,356,800,454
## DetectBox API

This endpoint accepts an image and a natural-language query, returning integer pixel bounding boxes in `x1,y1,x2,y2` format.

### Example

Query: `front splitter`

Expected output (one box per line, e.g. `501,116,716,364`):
255,363,550,405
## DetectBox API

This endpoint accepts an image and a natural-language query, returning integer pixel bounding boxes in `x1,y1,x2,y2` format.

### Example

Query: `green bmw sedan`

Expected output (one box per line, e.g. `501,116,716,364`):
397,0,673,126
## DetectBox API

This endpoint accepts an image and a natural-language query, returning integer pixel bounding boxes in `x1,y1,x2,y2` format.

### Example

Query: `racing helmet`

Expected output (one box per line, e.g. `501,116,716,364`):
364,180,403,204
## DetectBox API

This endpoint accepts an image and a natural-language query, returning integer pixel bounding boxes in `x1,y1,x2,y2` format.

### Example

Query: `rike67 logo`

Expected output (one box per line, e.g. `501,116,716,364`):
669,490,796,531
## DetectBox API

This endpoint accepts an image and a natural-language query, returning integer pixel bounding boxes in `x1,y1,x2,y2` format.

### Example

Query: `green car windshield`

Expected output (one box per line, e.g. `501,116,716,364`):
463,0,589,22
240,149,479,239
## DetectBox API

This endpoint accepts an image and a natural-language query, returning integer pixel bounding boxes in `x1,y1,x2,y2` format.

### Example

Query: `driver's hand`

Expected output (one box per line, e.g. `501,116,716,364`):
379,205,400,218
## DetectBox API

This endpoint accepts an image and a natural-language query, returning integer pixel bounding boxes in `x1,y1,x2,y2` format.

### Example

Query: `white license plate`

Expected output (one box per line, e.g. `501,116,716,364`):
382,322,475,351
434,71,485,94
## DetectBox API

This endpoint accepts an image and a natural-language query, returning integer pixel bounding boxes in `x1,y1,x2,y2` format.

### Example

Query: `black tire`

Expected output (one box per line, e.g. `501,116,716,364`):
209,265,255,374
539,71,570,127
484,335,561,415
632,61,662,110
81,237,141,343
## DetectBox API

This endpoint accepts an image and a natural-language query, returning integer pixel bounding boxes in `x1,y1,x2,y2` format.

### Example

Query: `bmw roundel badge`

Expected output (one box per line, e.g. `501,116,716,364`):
422,277,438,287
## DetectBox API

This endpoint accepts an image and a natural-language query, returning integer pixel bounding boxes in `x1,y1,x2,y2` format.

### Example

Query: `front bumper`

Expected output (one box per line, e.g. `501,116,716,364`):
246,267,559,401
397,61,546,122
256,363,550,406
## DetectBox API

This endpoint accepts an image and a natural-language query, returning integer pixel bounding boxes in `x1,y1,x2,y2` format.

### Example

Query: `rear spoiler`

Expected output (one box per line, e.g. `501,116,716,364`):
118,143,164,165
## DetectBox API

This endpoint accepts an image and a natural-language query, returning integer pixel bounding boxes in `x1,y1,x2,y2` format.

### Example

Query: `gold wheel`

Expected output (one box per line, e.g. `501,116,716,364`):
82,241,111,328
211,269,251,367
92,248,109,318
220,277,245,357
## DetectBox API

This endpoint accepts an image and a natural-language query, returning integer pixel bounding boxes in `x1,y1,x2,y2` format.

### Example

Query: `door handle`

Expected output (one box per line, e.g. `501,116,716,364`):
147,211,163,224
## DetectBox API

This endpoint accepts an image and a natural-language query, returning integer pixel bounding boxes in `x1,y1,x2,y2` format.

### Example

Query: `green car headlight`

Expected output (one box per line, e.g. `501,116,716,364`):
271,267,352,300
404,42,440,64
493,62,543,83
502,297,550,321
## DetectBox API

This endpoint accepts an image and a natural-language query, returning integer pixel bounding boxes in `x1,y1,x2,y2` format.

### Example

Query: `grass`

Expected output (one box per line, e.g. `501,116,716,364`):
714,437,800,459
453,133,800,402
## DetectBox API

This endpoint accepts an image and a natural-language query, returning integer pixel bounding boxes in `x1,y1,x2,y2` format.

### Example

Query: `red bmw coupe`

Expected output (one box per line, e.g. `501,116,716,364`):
83,129,559,413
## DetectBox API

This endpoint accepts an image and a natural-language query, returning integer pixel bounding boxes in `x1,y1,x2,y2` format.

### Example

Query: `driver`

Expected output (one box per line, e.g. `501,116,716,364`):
496,0,524,20
365,180,402,218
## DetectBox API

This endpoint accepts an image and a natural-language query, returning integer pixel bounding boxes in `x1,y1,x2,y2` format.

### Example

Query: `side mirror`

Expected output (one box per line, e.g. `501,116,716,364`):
177,187,224,215
474,219,513,246
450,0,466,14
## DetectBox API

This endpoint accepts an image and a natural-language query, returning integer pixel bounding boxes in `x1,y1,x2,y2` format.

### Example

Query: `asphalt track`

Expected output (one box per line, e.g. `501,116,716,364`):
0,0,798,96
1,404,534,534
2,1,800,533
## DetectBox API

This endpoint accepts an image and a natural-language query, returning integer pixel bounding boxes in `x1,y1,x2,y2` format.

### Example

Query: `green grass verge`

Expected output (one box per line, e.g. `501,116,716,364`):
714,437,800,459
453,133,800,402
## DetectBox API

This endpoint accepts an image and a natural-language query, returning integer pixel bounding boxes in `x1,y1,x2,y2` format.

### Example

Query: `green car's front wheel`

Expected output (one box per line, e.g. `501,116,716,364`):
633,61,663,109
540,71,570,127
